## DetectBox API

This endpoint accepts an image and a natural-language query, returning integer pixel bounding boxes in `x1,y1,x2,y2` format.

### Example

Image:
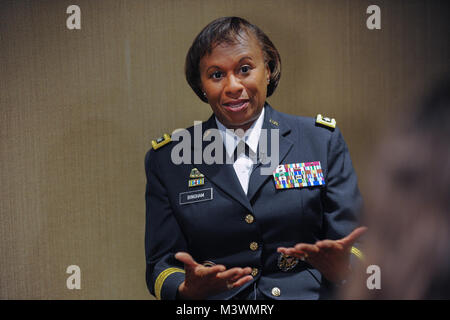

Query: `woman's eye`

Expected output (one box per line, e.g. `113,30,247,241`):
211,71,222,79
240,65,250,73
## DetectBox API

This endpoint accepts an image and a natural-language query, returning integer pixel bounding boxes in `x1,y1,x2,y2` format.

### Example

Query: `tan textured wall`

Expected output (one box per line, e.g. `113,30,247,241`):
1,0,448,299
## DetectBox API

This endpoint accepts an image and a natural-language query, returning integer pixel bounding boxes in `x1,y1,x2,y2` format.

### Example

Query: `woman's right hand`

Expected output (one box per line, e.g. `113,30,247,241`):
175,252,253,300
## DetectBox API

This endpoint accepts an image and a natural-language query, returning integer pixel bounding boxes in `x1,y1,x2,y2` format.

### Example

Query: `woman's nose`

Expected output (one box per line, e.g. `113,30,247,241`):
224,74,244,97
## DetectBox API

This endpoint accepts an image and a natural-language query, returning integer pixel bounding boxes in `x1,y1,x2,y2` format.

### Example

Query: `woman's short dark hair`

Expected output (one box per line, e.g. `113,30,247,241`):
185,16,282,103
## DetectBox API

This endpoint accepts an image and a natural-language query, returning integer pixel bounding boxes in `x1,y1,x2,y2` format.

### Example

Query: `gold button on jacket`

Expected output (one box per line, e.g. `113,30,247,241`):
271,287,281,297
249,242,258,251
245,214,254,224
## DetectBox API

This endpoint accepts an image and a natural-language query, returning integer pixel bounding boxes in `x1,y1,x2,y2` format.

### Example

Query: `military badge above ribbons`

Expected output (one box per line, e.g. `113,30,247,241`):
273,162,325,189
188,168,205,187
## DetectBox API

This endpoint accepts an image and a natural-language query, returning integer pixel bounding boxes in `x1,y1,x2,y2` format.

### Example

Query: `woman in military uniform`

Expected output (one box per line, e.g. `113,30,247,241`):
145,16,366,300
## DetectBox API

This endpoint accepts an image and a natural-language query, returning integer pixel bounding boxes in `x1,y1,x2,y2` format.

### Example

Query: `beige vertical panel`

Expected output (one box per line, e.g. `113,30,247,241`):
1,0,448,299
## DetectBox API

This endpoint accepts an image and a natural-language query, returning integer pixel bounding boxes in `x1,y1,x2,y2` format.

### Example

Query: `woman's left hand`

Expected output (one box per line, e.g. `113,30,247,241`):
277,227,367,283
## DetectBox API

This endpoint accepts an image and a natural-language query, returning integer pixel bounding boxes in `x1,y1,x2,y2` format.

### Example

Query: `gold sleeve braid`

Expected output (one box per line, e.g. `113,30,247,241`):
350,246,365,261
154,267,185,300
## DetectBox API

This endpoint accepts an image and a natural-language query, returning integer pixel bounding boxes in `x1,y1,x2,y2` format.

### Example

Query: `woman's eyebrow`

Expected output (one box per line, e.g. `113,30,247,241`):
206,65,220,73
238,56,253,62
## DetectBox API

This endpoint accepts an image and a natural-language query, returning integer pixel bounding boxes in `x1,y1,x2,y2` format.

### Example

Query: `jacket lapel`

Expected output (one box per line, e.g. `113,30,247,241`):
247,104,293,201
192,115,253,213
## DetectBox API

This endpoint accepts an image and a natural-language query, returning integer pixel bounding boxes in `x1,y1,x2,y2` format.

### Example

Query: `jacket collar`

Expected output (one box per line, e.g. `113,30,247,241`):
247,103,293,200
190,103,293,210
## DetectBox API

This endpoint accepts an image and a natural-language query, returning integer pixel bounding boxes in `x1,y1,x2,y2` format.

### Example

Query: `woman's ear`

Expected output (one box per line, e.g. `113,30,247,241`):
265,63,271,84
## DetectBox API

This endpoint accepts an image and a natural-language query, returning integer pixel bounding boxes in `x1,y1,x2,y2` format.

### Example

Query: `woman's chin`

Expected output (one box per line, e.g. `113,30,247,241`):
225,118,255,131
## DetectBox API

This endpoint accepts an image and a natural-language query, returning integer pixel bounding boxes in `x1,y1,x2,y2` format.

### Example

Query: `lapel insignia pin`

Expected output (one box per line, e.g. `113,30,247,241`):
188,168,205,187
269,119,279,126
278,253,299,272
273,161,325,189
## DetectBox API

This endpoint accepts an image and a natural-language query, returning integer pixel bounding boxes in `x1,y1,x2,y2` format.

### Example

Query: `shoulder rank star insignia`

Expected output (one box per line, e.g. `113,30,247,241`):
188,168,205,187
316,114,336,129
278,253,299,272
152,133,171,150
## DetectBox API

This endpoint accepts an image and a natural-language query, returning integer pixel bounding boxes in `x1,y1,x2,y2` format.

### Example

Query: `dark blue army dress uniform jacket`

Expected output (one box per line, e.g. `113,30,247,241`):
145,103,362,300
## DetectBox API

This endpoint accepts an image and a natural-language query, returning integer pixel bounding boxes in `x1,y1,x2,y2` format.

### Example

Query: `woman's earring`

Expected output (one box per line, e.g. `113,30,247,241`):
267,78,270,84
203,92,207,97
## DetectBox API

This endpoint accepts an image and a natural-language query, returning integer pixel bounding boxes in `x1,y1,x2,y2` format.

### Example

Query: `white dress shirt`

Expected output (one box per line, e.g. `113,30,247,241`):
215,108,265,195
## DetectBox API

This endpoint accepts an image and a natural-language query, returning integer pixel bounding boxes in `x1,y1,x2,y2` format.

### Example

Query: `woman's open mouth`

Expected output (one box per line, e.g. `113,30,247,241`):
222,99,249,112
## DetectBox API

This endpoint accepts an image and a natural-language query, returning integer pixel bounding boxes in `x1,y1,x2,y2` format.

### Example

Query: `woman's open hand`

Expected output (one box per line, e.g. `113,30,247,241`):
277,227,367,283
175,252,253,299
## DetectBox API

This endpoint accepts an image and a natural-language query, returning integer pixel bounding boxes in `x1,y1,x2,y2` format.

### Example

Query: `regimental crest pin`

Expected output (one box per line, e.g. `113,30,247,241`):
269,118,279,126
277,253,299,272
188,168,205,187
